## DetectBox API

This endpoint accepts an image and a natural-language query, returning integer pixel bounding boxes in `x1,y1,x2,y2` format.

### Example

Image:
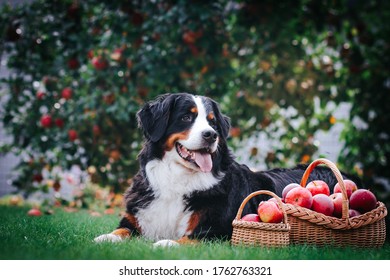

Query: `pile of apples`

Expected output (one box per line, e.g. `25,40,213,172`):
241,179,378,223
282,180,378,218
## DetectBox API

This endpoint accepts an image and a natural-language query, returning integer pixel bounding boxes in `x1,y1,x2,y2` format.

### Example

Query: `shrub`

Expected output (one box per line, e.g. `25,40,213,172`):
1,0,389,201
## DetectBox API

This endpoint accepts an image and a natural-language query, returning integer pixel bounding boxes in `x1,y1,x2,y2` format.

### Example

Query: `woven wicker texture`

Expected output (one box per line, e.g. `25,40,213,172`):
231,190,290,247
283,158,387,247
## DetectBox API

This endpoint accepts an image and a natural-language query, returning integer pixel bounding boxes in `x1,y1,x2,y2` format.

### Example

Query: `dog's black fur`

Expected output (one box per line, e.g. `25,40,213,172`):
97,93,366,243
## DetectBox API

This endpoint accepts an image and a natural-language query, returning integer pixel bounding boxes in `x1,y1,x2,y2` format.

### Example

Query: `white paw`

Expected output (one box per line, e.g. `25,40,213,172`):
153,239,180,248
94,233,123,243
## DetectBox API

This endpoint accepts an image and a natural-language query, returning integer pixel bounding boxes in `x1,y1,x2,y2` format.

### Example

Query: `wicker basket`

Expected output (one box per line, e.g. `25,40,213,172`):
231,190,290,247
283,158,387,247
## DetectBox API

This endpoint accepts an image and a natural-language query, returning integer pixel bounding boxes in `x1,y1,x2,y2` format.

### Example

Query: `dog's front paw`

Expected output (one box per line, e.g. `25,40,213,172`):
94,233,123,243
153,239,180,248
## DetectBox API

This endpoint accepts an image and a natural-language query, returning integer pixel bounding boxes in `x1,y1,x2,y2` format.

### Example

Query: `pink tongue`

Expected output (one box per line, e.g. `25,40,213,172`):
194,152,213,172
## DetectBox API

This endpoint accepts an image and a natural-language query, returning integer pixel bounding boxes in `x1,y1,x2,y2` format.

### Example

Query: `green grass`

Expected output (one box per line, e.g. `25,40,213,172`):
0,205,389,260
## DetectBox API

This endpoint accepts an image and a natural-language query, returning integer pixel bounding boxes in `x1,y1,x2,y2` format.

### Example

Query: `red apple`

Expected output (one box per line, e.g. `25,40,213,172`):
267,197,278,204
333,179,358,198
241,213,261,223
67,58,80,69
306,180,330,196
93,124,101,136
110,48,123,61
330,193,343,218
311,194,334,216
68,129,78,141
285,187,313,209
27,208,42,216
257,201,283,223
87,49,94,60
61,87,73,100
349,189,377,213
36,91,45,100
282,183,301,201
54,118,64,128
33,173,43,183
182,31,197,44
91,56,108,70
349,209,361,218
40,114,52,128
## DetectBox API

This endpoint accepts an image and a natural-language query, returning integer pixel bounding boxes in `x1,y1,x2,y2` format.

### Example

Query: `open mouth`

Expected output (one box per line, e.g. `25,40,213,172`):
175,142,213,172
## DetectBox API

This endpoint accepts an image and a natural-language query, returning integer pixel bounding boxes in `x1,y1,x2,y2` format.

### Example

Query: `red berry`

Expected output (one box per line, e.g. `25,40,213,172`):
67,58,80,69
40,115,52,128
33,173,43,183
54,118,64,128
36,91,45,100
87,49,94,60
91,56,108,70
93,125,101,136
110,48,123,61
182,31,197,44
68,129,78,141
61,87,73,100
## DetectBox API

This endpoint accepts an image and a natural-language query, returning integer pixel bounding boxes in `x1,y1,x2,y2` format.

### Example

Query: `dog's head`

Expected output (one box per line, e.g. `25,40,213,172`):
137,93,230,173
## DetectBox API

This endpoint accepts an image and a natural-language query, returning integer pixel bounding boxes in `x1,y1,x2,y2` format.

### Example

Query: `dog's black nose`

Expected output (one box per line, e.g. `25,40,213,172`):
202,130,218,144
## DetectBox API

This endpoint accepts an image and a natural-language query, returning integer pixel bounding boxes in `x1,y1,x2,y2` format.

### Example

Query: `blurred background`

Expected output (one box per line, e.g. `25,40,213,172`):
0,0,389,211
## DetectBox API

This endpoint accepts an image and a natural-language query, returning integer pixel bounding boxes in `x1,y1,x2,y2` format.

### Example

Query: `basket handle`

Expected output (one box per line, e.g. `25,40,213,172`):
235,190,288,224
300,158,349,219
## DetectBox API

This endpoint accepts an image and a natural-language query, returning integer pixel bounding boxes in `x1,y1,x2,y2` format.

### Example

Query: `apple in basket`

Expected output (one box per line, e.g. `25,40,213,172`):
333,179,358,198
285,187,313,209
306,180,330,196
349,189,377,214
311,194,334,216
349,209,361,218
241,214,261,222
330,192,343,218
257,201,283,223
282,183,301,201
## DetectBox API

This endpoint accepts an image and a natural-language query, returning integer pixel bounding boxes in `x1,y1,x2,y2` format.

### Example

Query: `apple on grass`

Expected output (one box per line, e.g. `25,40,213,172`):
241,214,261,223
311,194,334,216
306,180,330,196
333,179,358,198
257,201,283,223
282,183,301,201
285,187,313,209
27,208,42,216
349,189,377,214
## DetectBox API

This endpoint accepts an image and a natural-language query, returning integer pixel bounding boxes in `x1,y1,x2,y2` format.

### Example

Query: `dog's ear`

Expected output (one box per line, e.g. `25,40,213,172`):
137,94,176,142
211,100,231,140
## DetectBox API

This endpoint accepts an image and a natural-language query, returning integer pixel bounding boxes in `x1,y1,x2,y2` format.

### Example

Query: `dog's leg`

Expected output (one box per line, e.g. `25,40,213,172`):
94,213,140,243
94,228,131,243
153,239,180,247
153,236,199,247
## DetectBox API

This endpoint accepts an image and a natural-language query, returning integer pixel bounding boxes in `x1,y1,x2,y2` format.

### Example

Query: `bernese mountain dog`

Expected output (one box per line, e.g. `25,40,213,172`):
94,93,360,246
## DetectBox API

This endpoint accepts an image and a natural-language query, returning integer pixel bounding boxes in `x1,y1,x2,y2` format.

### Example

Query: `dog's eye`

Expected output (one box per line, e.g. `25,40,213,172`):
182,114,193,122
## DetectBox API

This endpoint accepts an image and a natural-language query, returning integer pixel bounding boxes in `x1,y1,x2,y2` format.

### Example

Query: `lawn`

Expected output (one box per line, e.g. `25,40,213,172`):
0,205,389,260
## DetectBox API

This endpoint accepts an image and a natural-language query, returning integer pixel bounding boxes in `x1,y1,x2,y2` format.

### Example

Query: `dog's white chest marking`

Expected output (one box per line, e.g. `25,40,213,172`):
136,194,191,241
138,154,221,241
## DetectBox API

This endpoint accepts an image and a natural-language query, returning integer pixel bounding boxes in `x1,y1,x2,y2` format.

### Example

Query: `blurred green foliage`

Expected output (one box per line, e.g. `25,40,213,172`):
0,0,389,199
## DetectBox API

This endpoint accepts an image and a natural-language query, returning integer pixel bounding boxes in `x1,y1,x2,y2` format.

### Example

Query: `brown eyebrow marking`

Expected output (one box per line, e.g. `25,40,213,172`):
207,112,215,120
190,107,198,113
